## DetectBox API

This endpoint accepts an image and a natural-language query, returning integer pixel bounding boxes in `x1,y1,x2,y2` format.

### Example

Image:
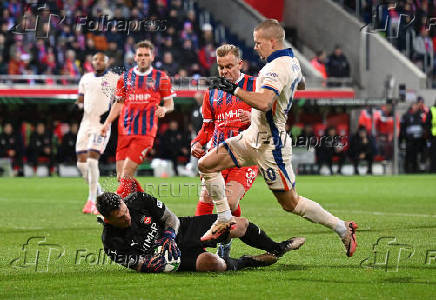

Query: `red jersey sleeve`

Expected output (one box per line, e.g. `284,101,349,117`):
115,73,126,101
202,91,213,121
191,122,215,146
191,91,214,146
159,72,175,100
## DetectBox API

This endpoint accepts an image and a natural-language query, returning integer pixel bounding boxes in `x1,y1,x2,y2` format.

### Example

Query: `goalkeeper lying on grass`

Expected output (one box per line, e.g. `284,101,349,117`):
97,191,305,272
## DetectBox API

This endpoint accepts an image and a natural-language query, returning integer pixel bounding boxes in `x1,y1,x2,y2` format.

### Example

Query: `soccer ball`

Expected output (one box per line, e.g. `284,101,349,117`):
154,246,181,273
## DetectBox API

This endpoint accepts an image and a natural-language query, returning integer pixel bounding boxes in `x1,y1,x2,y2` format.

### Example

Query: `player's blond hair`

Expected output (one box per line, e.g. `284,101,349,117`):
254,19,285,42
135,40,154,51
216,44,242,59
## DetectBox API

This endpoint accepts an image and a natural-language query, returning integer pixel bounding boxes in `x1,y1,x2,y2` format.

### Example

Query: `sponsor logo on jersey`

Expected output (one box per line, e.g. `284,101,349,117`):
265,72,279,78
142,222,159,252
142,217,151,224
246,168,257,186
128,93,151,102
216,109,244,122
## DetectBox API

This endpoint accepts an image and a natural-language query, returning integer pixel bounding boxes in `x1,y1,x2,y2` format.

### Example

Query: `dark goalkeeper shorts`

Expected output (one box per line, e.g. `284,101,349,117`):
176,214,217,271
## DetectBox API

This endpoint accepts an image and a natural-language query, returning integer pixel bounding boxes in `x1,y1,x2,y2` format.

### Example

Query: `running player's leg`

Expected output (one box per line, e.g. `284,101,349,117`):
78,151,95,214
76,124,93,213
87,130,110,208
197,143,237,225
259,142,358,257
116,160,123,181
215,167,257,258
77,152,89,183
76,124,89,184
87,150,101,200
194,186,214,216
117,138,150,197
225,181,245,216
199,135,255,241
273,189,357,257
195,170,244,217
195,177,245,258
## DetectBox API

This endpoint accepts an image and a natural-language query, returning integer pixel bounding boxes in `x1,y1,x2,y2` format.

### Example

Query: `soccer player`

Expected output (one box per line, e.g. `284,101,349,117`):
101,40,174,197
97,191,305,272
76,52,117,214
191,44,258,258
198,19,358,257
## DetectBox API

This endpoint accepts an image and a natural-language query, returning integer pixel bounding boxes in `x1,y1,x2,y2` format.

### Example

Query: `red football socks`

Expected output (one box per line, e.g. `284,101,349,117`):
232,204,241,217
195,201,214,216
194,201,242,217
116,177,144,198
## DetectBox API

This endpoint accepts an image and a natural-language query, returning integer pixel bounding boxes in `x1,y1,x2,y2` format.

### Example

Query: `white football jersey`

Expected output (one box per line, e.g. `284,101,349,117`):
245,48,303,148
78,71,118,124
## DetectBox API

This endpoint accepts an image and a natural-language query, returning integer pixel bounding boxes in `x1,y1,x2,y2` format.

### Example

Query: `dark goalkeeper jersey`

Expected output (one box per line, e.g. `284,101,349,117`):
101,192,167,270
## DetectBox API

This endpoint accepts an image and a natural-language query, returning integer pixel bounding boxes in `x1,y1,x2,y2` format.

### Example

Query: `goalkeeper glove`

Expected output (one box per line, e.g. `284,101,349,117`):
155,228,181,261
208,77,238,95
140,254,166,273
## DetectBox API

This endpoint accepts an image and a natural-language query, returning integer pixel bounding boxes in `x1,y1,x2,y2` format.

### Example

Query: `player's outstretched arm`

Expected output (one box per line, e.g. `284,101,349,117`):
100,101,123,136
191,122,214,158
209,77,276,111
234,88,276,112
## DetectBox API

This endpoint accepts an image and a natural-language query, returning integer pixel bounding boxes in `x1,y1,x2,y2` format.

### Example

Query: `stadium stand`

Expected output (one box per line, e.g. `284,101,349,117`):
0,0,433,177
335,0,436,87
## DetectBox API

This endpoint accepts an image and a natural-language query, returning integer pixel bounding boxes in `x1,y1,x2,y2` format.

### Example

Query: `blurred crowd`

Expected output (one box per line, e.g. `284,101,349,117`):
340,0,436,85
293,96,436,174
0,0,259,81
310,44,351,83
2,96,436,176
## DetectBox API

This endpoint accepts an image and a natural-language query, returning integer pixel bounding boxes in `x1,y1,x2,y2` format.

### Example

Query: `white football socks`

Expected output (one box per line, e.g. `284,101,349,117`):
292,196,346,237
87,158,100,204
77,162,88,183
97,182,103,196
200,172,232,222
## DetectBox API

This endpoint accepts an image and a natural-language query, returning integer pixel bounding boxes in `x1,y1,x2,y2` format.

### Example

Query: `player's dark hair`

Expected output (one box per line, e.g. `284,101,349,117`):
97,192,122,218
93,52,109,64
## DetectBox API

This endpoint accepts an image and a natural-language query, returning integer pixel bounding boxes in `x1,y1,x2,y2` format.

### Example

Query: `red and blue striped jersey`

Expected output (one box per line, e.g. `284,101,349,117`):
116,67,175,137
192,73,257,148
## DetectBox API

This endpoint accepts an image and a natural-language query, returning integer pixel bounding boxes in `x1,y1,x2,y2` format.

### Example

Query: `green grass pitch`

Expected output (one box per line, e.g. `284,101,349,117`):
1,175,436,299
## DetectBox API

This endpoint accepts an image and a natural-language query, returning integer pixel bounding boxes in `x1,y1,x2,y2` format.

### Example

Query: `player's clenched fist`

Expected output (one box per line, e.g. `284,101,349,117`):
239,110,251,124
100,122,110,137
191,142,205,158
156,106,167,118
